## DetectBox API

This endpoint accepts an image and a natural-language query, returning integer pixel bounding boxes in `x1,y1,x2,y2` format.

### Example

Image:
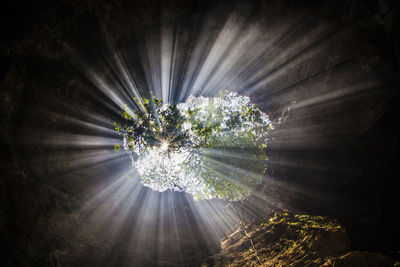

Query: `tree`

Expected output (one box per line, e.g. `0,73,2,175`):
114,91,273,200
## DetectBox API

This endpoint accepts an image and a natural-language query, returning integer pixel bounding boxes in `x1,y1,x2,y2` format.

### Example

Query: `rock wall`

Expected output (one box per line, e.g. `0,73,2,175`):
0,0,399,266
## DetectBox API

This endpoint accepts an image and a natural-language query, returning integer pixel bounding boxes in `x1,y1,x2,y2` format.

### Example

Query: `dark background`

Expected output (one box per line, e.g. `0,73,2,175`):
1,0,399,266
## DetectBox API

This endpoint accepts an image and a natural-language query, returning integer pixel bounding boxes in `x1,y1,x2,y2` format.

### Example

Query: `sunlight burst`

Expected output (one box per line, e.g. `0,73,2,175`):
116,92,273,200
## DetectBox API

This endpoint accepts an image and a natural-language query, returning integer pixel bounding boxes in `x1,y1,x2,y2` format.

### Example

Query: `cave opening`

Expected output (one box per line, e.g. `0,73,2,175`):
1,0,400,266
115,92,272,200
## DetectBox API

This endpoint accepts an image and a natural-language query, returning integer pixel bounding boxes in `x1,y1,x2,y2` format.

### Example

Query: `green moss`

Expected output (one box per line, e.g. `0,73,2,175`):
256,210,343,253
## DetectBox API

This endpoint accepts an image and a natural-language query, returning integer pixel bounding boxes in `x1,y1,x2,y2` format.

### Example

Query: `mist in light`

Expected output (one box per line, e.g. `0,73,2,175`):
28,1,395,265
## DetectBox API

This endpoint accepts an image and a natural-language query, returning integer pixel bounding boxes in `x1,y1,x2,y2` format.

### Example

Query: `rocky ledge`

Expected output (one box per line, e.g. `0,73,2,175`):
203,211,394,267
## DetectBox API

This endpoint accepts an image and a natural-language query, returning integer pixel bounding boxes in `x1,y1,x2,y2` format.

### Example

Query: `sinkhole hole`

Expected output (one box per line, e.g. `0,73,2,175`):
114,91,273,200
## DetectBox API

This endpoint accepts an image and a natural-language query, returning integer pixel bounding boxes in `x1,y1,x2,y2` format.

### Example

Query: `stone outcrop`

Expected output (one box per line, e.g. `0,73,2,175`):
205,211,394,266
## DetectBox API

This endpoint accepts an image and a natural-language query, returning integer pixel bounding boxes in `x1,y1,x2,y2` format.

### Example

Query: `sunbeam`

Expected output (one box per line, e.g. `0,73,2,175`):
58,2,399,264
2,0,399,266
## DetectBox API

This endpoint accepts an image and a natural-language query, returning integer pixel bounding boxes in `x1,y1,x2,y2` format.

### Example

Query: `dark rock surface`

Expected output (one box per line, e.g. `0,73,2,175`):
204,211,394,266
0,0,399,266
253,0,400,258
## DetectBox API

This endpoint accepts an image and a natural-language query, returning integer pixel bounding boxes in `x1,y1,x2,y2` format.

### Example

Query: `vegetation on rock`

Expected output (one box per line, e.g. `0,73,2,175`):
204,211,394,267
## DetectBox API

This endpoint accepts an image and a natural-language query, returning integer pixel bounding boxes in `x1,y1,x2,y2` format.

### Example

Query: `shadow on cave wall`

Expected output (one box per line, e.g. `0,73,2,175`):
250,0,400,256
0,0,399,266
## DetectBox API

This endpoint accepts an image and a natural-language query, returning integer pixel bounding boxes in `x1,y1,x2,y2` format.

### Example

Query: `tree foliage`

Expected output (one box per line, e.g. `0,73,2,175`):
114,91,273,200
